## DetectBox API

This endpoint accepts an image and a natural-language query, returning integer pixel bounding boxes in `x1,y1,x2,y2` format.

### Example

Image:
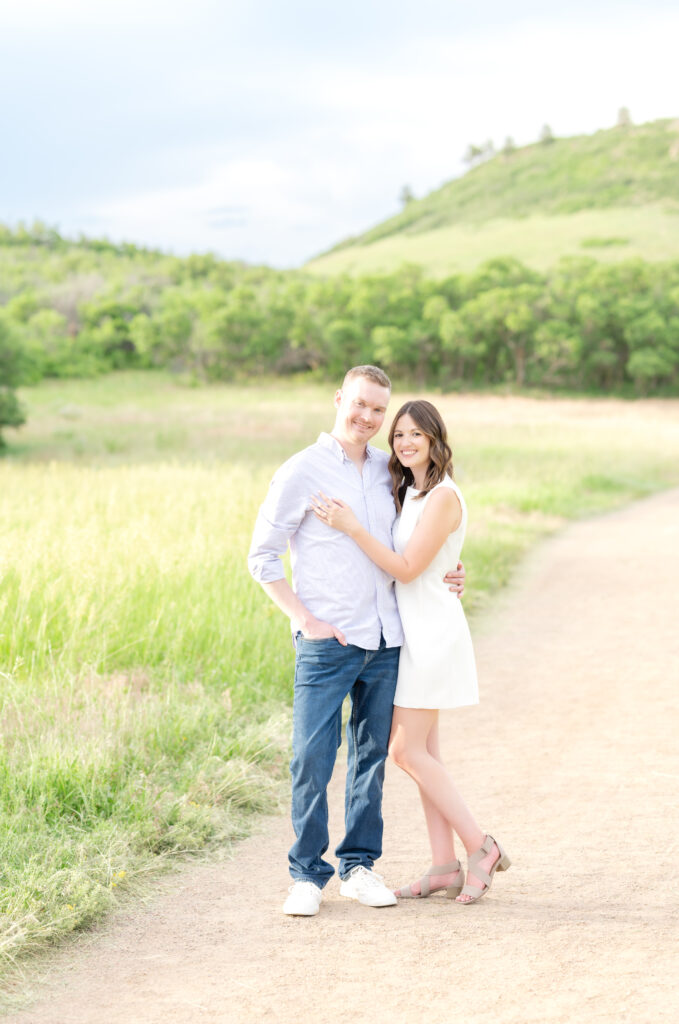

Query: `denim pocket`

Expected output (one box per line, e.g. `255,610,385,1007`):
295,634,345,666
295,630,338,644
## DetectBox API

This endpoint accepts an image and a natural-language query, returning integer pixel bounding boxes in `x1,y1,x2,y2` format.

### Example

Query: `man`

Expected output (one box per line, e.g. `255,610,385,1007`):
248,366,465,916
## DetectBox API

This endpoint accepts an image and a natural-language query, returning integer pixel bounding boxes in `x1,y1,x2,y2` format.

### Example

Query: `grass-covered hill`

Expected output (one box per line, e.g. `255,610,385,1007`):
308,118,679,276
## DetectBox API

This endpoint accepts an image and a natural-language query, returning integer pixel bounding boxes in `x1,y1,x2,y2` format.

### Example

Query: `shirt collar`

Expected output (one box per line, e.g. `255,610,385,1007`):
317,432,375,463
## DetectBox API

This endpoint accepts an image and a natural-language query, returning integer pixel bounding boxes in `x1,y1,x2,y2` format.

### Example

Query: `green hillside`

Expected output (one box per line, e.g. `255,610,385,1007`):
309,118,679,275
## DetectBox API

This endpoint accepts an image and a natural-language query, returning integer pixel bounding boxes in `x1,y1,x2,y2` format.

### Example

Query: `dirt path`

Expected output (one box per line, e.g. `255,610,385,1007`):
8,489,679,1024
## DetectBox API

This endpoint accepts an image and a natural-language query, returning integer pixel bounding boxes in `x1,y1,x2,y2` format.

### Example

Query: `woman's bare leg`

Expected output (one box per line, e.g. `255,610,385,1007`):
419,718,456,863
394,714,458,896
390,706,499,899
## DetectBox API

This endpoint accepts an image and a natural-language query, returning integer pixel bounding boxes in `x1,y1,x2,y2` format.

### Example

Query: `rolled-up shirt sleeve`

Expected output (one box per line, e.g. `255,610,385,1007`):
247,459,308,583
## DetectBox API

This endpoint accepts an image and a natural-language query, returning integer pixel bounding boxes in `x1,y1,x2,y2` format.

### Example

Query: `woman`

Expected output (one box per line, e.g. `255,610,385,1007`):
311,399,510,904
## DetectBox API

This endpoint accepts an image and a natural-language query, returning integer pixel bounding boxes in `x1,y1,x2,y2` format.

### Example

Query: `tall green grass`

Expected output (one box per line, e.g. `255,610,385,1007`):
0,464,286,683
0,459,293,981
2,373,679,981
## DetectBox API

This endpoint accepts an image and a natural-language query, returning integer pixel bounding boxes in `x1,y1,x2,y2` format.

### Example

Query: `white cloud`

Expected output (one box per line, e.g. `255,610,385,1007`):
89,158,342,264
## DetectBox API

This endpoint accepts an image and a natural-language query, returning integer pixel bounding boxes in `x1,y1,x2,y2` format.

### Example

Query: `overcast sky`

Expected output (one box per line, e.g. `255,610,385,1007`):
1,0,677,267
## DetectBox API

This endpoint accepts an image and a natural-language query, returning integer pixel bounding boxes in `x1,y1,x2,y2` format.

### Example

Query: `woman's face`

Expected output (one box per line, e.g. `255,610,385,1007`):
392,413,431,473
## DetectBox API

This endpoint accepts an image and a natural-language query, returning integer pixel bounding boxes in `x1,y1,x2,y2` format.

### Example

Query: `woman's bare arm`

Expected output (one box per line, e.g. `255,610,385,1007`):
311,488,462,584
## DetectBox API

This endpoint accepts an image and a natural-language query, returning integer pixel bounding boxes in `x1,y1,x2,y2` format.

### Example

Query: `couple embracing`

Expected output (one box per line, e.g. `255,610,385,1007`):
248,365,510,916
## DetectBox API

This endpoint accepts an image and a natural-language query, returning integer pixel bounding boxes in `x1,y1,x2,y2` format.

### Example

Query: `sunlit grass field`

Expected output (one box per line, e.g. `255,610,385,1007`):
2,371,679,979
308,205,679,276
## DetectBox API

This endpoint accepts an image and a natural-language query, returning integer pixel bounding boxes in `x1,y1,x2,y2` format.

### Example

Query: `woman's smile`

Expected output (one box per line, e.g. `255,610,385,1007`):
393,413,431,474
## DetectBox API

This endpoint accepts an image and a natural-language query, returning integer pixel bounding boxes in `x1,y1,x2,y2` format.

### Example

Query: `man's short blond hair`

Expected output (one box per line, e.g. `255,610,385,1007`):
342,365,391,390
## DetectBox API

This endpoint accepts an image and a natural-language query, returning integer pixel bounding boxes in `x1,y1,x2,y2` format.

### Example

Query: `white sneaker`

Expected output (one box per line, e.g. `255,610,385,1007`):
339,866,397,907
283,881,323,916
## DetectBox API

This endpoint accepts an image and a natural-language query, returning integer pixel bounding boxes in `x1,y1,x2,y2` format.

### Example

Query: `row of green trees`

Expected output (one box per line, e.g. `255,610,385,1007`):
2,224,679,439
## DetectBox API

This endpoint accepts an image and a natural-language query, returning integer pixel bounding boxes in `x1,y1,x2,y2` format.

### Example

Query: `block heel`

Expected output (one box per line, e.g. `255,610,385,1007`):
456,834,511,905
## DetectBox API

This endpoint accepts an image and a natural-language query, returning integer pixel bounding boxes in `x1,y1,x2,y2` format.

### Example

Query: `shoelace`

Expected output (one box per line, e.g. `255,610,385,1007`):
349,867,386,888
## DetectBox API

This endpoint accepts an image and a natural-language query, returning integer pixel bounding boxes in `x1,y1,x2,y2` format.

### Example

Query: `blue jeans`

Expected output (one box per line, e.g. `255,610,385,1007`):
289,635,400,888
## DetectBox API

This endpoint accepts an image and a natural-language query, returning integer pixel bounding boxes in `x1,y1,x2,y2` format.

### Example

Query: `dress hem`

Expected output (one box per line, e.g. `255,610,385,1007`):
393,699,479,710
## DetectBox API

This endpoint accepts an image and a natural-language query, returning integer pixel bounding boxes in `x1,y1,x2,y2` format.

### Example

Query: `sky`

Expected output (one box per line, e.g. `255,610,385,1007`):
1,0,678,267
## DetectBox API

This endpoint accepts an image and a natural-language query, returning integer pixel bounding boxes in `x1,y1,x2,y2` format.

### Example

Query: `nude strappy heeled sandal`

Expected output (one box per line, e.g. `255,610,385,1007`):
456,834,511,905
396,859,464,899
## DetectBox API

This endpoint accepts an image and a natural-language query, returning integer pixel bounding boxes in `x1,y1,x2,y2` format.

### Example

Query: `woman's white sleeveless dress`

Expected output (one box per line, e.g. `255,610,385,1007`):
393,477,479,709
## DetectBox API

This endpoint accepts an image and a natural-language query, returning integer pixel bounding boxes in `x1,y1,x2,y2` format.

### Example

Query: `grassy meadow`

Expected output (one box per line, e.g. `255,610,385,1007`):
308,204,679,277
2,371,679,982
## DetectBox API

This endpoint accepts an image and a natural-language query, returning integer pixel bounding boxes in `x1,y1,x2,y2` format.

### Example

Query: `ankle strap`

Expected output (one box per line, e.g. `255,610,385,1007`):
430,860,461,874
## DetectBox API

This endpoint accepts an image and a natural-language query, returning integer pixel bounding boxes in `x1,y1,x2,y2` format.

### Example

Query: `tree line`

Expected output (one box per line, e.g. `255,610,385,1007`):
2,224,679,437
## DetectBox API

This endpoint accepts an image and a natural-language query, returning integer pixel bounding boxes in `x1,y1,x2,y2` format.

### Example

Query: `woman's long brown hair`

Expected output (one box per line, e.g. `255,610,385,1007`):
388,400,454,512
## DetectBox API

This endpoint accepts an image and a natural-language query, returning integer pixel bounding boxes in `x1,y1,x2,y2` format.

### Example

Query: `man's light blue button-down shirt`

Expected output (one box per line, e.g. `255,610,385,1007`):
248,432,404,650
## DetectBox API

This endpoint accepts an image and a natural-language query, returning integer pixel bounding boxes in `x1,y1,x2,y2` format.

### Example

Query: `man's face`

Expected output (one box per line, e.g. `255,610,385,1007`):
333,376,390,447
